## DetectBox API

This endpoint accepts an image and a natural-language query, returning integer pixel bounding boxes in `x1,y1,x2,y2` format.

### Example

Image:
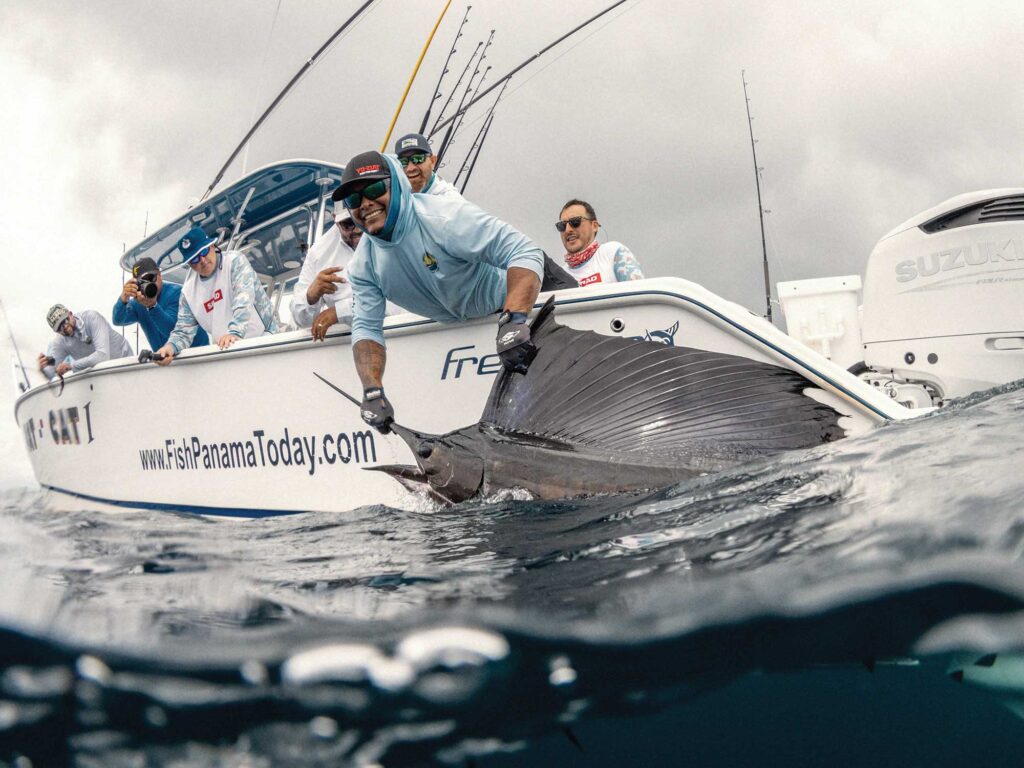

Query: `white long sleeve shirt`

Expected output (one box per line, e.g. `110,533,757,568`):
289,225,356,328
43,309,134,378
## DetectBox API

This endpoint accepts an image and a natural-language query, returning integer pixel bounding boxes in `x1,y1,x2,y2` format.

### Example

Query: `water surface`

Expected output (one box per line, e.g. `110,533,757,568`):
1,381,1024,765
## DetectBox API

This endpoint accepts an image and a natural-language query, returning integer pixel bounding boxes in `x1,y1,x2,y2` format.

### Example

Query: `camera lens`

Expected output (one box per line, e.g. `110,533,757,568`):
140,280,158,299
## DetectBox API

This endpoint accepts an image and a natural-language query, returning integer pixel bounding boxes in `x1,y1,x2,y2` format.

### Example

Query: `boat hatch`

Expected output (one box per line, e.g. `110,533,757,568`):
120,160,345,285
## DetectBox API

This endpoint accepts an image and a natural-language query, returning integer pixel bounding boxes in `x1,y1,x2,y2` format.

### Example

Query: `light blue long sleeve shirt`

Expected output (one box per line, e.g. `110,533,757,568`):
348,154,544,347
111,282,209,350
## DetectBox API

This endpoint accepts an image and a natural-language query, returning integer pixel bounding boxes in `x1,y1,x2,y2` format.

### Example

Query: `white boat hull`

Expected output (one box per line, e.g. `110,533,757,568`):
14,279,914,516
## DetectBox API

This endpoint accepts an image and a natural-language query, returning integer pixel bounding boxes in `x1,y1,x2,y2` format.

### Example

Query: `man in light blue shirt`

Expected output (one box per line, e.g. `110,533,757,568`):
334,150,546,432
112,256,208,351
37,304,133,379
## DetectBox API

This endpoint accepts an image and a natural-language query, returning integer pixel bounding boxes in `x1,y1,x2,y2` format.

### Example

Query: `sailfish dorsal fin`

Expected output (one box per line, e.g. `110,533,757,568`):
482,302,845,464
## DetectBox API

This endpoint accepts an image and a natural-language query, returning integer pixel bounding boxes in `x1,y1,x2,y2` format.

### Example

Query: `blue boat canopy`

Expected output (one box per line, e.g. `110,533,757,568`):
120,160,345,285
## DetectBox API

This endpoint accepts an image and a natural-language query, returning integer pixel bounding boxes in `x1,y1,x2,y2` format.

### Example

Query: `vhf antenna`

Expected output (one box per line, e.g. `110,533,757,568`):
742,70,772,325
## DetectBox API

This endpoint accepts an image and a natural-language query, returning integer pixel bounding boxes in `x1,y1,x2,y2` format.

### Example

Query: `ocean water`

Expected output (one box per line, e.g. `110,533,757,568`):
1,380,1024,766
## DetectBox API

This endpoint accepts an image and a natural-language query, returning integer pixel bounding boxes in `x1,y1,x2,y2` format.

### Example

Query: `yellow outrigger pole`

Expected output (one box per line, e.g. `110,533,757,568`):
380,0,453,152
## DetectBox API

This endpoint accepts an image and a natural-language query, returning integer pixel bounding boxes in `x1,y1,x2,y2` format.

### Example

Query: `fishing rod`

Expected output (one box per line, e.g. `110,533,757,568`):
419,4,472,135
453,113,485,186
437,30,494,164
436,33,490,161
380,0,454,152
455,78,508,189
0,296,31,393
742,70,772,324
446,62,491,155
200,0,377,202
428,0,632,140
458,112,493,195
442,66,490,167
453,94,494,186
428,40,482,138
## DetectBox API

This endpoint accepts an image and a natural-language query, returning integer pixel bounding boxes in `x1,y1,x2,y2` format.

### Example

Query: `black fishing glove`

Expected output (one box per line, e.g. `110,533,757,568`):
361,387,394,434
496,311,537,374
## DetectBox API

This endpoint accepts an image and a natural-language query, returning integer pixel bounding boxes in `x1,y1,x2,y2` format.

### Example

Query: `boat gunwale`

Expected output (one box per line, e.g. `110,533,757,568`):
14,279,913,423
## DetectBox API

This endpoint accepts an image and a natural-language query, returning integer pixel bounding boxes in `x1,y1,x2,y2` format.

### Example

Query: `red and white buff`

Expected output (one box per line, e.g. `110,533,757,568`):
565,240,600,269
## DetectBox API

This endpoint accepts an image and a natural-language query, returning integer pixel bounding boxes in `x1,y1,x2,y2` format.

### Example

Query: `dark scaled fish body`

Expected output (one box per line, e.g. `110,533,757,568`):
369,299,847,504
375,421,705,503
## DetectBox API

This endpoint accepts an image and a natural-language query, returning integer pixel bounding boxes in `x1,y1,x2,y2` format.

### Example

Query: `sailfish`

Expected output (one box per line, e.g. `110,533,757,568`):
317,299,846,504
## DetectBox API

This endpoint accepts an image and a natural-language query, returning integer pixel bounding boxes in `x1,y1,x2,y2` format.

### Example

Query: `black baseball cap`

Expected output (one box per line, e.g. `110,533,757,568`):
132,257,159,279
332,151,392,201
394,133,432,157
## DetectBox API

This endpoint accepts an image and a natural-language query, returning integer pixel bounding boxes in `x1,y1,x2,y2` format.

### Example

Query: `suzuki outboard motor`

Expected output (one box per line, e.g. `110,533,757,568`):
861,189,1024,403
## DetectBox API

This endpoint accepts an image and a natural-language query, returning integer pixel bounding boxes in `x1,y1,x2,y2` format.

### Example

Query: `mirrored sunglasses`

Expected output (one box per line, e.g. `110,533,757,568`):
343,178,390,210
399,153,429,168
188,245,212,265
555,216,594,232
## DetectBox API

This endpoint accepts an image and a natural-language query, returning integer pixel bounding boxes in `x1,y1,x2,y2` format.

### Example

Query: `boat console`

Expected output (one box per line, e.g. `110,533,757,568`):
120,160,346,326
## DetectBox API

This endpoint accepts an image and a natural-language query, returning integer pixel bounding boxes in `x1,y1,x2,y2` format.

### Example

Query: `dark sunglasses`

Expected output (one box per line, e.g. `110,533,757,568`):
555,216,594,232
188,245,212,265
58,319,71,333
342,178,390,210
399,153,429,167
337,218,356,230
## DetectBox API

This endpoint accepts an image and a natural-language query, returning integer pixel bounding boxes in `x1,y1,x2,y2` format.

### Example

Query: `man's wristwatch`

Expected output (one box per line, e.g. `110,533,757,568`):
497,310,528,328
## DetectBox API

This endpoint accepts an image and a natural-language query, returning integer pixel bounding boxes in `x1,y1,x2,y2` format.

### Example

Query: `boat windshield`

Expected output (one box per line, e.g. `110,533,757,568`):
120,160,344,286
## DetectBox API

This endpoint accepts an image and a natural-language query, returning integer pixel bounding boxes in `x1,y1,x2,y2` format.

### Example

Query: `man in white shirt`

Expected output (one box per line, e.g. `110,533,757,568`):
557,198,645,287
291,208,363,339
154,227,277,364
393,132,464,200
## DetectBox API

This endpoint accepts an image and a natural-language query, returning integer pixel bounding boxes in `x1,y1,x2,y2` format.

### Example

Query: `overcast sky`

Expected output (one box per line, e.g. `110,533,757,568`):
2,0,1022,487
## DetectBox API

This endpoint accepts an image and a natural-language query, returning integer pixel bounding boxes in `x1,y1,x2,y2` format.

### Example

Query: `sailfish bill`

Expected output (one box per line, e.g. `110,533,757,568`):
324,298,847,504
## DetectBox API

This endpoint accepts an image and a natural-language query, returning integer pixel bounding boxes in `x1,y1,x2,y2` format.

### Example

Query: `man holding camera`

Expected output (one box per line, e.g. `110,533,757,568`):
112,257,209,350
37,304,133,380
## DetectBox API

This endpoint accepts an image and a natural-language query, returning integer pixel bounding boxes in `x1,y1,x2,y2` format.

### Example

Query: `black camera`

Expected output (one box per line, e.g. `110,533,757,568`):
137,277,158,299
138,349,166,363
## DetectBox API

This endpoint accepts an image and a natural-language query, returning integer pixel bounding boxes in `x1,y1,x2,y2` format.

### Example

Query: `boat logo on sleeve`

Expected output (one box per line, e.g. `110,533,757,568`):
203,289,224,313
422,252,438,272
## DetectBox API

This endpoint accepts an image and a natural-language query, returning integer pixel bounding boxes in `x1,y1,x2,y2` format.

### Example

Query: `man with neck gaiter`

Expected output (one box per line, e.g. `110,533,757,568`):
336,150,548,434
558,199,644,288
